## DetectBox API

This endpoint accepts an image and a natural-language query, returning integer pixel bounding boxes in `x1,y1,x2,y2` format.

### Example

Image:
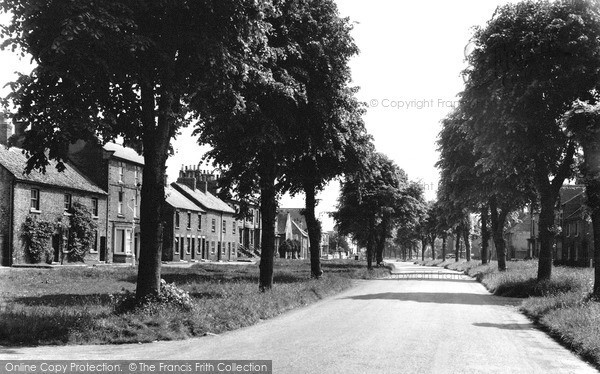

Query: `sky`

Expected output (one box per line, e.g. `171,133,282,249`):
0,1,516,231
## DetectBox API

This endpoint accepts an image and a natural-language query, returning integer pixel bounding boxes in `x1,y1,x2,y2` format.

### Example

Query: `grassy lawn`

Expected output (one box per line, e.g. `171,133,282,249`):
0,259,390,346
415,258,600,368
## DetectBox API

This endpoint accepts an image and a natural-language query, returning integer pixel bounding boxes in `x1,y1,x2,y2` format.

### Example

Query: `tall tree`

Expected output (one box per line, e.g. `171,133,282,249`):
275,0,365,279
1,0,269,298
565,101,600,297
462,0,600,279
334,152,425,269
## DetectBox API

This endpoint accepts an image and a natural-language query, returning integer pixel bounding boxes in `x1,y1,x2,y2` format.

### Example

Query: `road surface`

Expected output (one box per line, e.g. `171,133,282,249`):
1,261,597,374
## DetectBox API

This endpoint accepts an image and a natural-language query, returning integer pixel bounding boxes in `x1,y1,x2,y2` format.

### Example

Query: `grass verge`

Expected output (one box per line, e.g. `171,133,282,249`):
414,258,600,368
0,259,390,346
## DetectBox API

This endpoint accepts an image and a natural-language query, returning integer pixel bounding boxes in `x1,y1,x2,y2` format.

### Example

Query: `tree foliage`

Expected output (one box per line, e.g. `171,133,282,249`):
2,0,270,298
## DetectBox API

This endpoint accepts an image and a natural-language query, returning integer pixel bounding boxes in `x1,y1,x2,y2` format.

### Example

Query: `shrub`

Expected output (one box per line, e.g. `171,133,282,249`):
21,216,55,263
64,201,97,262
114,279,196,313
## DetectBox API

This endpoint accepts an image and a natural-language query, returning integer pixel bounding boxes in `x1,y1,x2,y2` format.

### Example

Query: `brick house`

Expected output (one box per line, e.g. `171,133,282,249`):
171,169,237,262
0,146,107,266
275,208,310,259
69,141,144,263
556,185,593,267
229,200,262,257
162,186,206,262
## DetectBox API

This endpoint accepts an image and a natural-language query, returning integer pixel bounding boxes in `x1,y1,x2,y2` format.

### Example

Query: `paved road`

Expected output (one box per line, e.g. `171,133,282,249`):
1,261,597,374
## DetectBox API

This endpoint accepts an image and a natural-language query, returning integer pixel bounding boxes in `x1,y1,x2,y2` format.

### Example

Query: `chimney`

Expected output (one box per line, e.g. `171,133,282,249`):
176,175,197,191
202,180,208,193
0,114,13,146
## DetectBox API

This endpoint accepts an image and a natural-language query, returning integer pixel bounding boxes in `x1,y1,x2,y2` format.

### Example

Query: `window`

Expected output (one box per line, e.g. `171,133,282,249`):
92,198,99,217
187,212,192,229
223,220,226,234
134,195,139,218
575,222,580,237
198,214,202,230
211,241,215,254
175,211,180,228
134,168,139,186
30,189,40,211
231,242,236,255
221,242,226,254
118,191,124,215
118,166,124,183
174,237,180,254
232,221,236,234
566,223,571,237
212,219,216,232
63,194,72,211
115,228,131,253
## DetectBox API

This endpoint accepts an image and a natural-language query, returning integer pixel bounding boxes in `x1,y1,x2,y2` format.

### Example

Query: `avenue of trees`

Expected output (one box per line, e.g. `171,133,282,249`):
0,0,406,297
436,0,600,297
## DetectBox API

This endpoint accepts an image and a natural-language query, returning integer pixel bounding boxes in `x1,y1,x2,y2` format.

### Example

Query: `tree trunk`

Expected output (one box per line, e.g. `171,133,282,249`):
375,218,387,265
366,218,375,270
431,235,436,260
581,140,600,296
421,238,426,261
463,216,471,262
489,197,508,272
481,206,490,265
303,182,323,278
537,185,556,280
259,162,277,291
442,235,447,260
136,81,172,299
454,226,461,261
588,179,600,297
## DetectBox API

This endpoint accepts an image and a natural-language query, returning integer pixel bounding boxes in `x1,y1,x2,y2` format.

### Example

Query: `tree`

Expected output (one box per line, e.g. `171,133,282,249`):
2,0,270,298
328,232,350,254
334,152,425,269
564,101,600,297
462,0,600,279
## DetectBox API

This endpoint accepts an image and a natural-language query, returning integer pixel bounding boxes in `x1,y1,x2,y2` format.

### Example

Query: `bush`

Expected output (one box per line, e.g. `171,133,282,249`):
114,279,196,313
64,202,98,262
21,216,55,263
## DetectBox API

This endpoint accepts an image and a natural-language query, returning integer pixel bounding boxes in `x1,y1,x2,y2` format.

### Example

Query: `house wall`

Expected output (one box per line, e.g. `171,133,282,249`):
106,158,142,263
11,181,107,264
0,167,13,266
202,210,237,261
164,207,205,262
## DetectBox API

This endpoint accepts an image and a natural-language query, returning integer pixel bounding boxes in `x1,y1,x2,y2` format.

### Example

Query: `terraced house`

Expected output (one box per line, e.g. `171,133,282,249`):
172,167,237,261
162,186,206,262
0,131,107,266
68,140,144,264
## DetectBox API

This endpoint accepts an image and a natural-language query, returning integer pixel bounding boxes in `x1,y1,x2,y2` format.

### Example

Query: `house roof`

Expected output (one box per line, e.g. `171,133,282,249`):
0,146,106,195
103,142,144,166
165,187,205,213
560,185,585,205
172,182,235,214
278,208,307,230
291,220,308,238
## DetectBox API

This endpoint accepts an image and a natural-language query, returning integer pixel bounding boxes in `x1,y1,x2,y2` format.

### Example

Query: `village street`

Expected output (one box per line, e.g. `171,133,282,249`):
1,262,596,374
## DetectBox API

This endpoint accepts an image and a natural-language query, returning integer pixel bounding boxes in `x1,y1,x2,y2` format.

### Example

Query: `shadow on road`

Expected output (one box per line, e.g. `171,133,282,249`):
473,322,535,330
345,292,520,306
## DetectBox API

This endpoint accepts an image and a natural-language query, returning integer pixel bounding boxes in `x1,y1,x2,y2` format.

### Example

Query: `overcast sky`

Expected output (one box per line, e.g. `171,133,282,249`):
0,1,516,231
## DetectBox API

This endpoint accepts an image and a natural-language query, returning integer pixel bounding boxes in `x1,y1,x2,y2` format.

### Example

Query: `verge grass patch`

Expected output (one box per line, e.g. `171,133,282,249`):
0,259,388,346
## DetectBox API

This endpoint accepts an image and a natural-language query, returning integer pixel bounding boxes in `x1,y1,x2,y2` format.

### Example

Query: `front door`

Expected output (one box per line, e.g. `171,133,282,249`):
52,234,61,263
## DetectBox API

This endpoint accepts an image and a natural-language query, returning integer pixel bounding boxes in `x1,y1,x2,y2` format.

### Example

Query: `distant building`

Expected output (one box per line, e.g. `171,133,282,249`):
275,208,309,259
